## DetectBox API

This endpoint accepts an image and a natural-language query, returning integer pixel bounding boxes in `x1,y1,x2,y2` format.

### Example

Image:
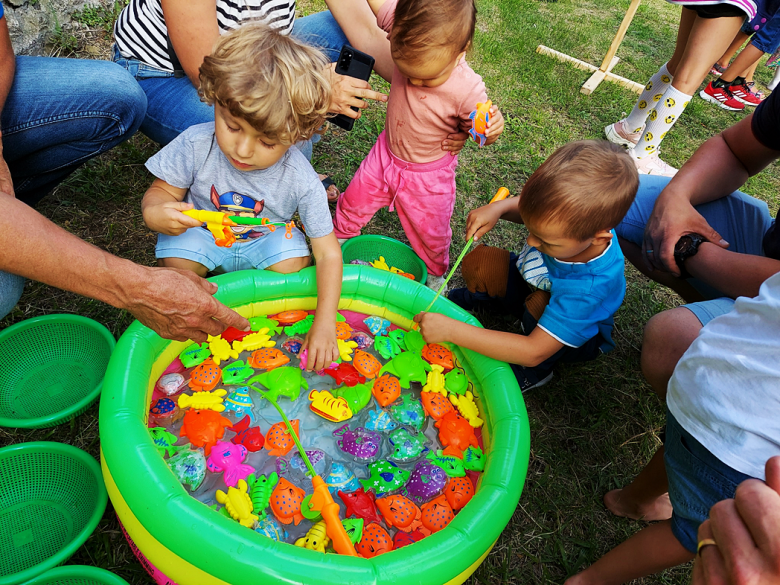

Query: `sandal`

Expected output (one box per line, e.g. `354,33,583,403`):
320,175,340,203
710,63,726,76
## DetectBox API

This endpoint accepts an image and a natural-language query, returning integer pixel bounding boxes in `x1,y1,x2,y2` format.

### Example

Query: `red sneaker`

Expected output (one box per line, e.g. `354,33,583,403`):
700,82,744,111
729,81,762,106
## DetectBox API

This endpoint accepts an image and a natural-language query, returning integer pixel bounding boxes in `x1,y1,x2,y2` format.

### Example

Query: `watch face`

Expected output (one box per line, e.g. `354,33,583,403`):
674,235,694,255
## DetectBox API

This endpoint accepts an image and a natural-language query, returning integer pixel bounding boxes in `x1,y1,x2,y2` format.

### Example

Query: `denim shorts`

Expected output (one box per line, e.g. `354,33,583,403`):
156,225,310,273
683,296,735,327
665,408,752,553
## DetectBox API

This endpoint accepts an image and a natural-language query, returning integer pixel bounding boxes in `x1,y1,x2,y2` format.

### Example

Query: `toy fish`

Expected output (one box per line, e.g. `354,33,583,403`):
421,494,454,532
216,479,257,528
393,528,427,549
403,329,426,353
324,363,366,387
337,338,359,361
298,348,338,374
248,315,283,335
463,445,486,472
468,100,491,147
375,494,423,532
444,476,474,511
284,314,316,336
450,390,483,427
279,449,328,480
388,329,407,351
264,419,300,457
356,522,393,558
379,352,431,388
421,390,455,421
224,387,255,422
435,411,479,457
281,337,304,355
333,424,381,462
350,259,372,266
372,374,401,407
248,367,308,402
352,350,382,379
360,459,411,495
331,382,372,414
150,397,178,419
269,310,308,326
207,334,239,366
426,450,466,477
178,388,227,412
232,329,276,353
179,342,211,368
219,326,253,344
270,477,306,525
388,427,429,462
179,409,233,456
389,266,415,279
207,440,254,488
149,427,180,458
247,472,278,520
155,372,186,396
444,368,469,396
309,390,352,422
363,315,391,336
349,331,374,350
335,321,354,340
167,448,207,491
339,487,382,525
374,335,402,360
421,343,454,371
230,415,264,452
254,516,288,542
189,358,222,392
389,393,426,431
326,462,361,494
295,520,330,552
365,404,398,433
403,461,448,505
247,348,290,371
423,364,447,396
221,360,255,385
342,517,364,545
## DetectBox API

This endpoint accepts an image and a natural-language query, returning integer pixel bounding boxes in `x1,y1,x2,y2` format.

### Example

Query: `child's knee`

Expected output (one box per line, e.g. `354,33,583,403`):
265,255,311,274
461,246,511,297
157,257,209,277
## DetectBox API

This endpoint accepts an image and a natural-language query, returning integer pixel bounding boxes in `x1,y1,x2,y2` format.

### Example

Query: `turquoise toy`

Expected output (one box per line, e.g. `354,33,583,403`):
223,387,255,422
426,450,467,477
463,445,486,472
364,404,398,433
326,462,361,495
166,448,207,491
331,382,372,414
248,316,283,335
222,361,255,385
379,352,431,388
342,517,364,545
363,315,391,336
247,472,279,521
374,335,403,360
179,342,211,368
247,367,308,402
403,329,426,353
388,329,407,351
388,428,430,462
283,314,315,336
255,516,289,542
360,459,411,495
149,427,181,458
444,368,469,396
389,393,426,431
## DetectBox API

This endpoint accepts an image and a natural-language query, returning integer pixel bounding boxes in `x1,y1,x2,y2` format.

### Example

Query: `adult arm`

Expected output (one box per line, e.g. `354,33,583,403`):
326,0,393,81
0,16,16,197
684,243,780,299
161,0,219,87
0,191,248,341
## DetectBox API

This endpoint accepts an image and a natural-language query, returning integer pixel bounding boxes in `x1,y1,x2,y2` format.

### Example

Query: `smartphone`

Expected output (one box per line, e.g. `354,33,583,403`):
331,44,375,131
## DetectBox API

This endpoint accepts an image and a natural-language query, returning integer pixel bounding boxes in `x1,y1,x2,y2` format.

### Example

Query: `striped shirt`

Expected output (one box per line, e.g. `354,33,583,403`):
664,0,757,20
114,0,296,72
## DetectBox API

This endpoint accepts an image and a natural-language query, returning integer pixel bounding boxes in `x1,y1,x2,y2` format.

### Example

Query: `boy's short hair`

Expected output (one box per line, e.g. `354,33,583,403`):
199,22,331,145
518,140,639,241
391,0,476,63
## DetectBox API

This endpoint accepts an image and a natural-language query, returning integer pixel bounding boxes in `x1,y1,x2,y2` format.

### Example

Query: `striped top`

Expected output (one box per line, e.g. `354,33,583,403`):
114,0,296,72
664,0,757,19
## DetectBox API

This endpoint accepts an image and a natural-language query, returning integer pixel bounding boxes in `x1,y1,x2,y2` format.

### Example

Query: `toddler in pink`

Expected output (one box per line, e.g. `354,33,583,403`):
333,0,504,287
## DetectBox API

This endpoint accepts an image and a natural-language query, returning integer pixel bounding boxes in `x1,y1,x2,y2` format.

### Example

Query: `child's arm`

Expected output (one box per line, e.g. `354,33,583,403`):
464,196,523,241
302,232,343,371
141,178,202,236
414,312,563,367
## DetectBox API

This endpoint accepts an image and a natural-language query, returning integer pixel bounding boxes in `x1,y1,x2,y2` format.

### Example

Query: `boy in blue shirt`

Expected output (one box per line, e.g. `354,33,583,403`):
415,141,639,391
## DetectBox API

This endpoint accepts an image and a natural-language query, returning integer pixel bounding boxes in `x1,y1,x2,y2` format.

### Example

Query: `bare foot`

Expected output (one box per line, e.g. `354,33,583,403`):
318,174,340,203
604,488,672,521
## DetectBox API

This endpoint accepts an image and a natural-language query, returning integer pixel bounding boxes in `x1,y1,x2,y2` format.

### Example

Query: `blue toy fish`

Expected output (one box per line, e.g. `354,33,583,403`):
364,404,398,433
388,428,430,462
255,516,289,542
326,462,361,494
363,315,391,336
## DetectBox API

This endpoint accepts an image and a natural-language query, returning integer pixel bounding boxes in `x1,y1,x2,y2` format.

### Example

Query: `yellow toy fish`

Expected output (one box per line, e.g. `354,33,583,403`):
216,479,258,528
178,388,228,412
232,328,276,353
208,335,239,366
370,256,391,271
449,390,483,428
309,390,352,423
295,520,330,553
423,364,447,396
337,339,359,362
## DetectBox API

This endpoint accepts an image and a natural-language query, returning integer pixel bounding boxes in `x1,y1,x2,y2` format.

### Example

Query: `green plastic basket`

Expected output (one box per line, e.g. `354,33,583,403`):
21,566,129,585
0,315,115,429
0,442,108,585
341,235,428,283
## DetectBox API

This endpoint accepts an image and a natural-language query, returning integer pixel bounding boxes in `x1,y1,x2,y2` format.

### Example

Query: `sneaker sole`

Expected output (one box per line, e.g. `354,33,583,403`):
521,370,554,393
604,124,638,148
699,90,744,111
730,93,760,106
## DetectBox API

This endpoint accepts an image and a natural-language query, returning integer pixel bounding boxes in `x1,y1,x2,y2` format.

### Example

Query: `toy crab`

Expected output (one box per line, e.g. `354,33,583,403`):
435,411,479,457
423,364,447,395
337,338,359,362
247,472,279,521
283,314,315,336
233,329,275,353
450,390,483,427
295,520,330,552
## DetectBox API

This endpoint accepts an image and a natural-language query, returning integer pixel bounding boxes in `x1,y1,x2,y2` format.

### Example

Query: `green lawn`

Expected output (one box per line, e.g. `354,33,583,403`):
2,0,778,583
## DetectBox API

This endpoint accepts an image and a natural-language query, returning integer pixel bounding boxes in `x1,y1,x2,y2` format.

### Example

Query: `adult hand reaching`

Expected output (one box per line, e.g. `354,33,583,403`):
329,63,388,119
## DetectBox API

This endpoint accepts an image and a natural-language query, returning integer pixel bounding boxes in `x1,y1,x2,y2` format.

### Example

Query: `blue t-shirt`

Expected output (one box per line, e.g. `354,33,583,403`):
515,233,626,352
1,5,4,18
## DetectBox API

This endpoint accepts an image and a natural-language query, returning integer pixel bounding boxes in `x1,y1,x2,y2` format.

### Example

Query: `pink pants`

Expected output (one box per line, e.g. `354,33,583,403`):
333,131,458,277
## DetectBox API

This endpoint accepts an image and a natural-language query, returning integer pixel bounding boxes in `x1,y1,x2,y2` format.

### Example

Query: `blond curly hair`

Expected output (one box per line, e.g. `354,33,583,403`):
199,22,331,145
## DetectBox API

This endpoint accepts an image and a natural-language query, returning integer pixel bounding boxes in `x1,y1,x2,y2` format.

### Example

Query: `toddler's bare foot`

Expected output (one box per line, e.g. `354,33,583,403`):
604,488,672,521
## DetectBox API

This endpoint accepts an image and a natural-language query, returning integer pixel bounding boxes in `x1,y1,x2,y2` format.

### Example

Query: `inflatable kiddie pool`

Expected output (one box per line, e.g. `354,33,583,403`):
99,266,530,585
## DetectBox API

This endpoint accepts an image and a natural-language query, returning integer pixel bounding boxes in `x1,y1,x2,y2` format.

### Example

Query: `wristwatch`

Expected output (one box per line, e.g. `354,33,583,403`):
673,233,705,278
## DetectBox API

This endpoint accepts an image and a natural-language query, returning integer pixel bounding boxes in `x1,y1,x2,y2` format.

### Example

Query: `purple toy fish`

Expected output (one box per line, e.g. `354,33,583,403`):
333,424,382,462
348,331,374,350
206,440,255,488
403,460,448,505
282,337,304,355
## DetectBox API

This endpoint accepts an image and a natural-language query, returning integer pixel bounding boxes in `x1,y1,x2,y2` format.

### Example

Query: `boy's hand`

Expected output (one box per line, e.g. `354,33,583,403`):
301,320,339,372
413,312,457,344
465,201,504,241
143,201,202,236
485,105,505,146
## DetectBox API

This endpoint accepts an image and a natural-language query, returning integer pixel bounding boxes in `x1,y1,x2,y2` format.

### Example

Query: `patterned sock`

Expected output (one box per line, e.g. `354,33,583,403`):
633,85,692,158
625,62,674,132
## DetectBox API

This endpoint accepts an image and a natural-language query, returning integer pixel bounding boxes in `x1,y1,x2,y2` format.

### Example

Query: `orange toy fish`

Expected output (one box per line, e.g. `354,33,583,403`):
188,358,222,392
421,390,455,421
335,321,353,340
444,476,474,511
269,310,308,326
179,409,233,456
372,374,401,407
264,419,300,457
421,343,454,371
352,350,382,379
247,348,290,371
375,495,423,533
356,522,394,558
270,477,306,525
435,411,479,457
421,494,454,533
468,100,491,147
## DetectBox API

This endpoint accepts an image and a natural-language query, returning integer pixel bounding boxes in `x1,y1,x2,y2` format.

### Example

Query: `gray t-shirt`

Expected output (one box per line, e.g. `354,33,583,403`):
145,123,333,240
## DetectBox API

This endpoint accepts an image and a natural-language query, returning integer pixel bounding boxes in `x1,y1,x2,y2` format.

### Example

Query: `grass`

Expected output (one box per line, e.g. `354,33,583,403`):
2,0,779,583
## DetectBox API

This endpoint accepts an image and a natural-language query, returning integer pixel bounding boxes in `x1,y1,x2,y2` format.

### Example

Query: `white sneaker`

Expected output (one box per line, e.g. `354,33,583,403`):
426,274,447,294
629,148,678,177
337,238,348,246
605,119,644,148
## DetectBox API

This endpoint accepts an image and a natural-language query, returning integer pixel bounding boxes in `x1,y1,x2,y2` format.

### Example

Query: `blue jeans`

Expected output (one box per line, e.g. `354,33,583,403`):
112,11,348,146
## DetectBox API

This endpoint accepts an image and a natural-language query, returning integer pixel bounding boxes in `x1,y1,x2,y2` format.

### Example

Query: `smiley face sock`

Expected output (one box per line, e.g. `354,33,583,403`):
625,62,673,132
632,85,691,158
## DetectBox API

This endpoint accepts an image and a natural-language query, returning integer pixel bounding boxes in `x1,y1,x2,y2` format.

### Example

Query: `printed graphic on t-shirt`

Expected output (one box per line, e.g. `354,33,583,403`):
210,185,265,241
515,243,552,291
